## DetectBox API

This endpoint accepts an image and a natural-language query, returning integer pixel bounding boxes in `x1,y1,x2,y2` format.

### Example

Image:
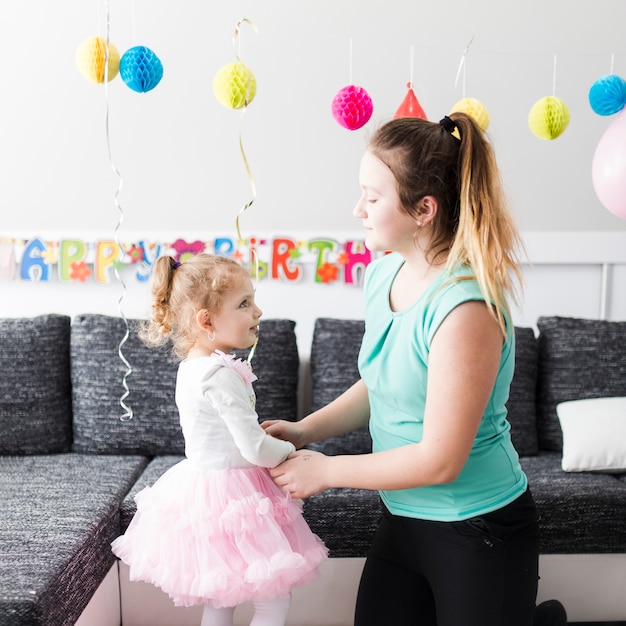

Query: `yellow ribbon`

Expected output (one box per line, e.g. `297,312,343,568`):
231,18,260,280
230,18,260,364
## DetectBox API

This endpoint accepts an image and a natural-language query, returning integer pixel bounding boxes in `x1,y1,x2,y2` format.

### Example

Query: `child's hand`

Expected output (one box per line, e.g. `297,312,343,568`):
269,449,330,499
261,419,307,450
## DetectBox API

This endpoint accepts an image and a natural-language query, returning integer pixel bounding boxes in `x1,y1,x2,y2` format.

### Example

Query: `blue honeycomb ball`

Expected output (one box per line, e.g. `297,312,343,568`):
589,74,626,116
120,46,163,93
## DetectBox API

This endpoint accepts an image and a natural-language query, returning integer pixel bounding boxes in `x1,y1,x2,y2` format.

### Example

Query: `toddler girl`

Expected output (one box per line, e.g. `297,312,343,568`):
112,253,327,626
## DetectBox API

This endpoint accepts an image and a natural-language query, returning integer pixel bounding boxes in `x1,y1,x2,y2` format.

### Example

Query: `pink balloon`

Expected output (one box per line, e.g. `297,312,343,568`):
592,108,626,219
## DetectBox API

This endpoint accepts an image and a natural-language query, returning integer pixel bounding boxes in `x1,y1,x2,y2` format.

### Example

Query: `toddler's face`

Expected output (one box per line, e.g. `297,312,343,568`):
210,276,262,352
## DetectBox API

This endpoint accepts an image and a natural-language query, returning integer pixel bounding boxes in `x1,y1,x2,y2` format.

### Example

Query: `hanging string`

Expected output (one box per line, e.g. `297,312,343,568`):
454,30,475,97
104,0,133,421
230,17,260,364
552,53,558,95
610,52,615,74
349,37,353,84
131,0,136,42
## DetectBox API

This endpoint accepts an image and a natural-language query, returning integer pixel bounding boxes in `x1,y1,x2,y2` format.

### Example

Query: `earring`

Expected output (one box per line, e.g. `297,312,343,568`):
207,331,216,342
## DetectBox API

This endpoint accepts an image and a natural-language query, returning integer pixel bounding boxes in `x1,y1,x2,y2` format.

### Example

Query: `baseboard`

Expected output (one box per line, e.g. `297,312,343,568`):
537,554,626,622
117,558,364,626
79,554,626,625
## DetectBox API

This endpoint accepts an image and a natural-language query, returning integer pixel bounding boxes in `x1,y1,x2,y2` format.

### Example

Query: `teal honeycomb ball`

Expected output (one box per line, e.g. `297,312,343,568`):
589,74,626,116
120,46,163,93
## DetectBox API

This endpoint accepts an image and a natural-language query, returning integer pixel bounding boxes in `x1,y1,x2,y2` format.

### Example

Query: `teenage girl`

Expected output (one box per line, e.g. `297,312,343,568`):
265,113,544,626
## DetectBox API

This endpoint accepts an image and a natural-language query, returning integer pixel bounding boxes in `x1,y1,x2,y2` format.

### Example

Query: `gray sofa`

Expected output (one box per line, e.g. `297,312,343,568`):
1,313,626,625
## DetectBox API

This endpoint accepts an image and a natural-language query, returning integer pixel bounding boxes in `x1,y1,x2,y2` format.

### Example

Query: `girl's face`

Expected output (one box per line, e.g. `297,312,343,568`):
210,275,262,353
353,150,419,253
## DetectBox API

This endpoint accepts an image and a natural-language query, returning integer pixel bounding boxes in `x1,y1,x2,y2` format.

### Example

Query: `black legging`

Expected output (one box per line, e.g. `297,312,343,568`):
354,490,540,626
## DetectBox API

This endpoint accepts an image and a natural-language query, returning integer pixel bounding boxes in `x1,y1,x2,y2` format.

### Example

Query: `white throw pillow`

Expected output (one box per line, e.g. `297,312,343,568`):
557,397,626,472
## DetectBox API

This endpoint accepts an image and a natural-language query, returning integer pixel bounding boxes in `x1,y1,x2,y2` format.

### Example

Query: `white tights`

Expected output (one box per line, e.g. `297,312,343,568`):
200,596,291,626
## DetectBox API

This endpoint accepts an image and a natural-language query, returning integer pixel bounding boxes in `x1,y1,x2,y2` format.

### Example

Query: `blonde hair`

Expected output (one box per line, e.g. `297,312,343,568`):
368,113,523,334
140,253,250,360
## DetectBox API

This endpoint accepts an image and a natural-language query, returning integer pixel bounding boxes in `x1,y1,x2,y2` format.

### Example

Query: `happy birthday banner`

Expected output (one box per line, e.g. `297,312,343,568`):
0,235,377,287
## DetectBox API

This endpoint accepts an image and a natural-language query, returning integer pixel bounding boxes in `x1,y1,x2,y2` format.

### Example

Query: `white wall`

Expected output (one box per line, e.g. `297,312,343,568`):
1,3,626,354
1,0,626,237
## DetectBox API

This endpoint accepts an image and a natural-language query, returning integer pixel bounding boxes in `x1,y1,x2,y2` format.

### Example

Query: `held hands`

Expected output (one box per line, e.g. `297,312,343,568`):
269,449,330,499
263,419,332,498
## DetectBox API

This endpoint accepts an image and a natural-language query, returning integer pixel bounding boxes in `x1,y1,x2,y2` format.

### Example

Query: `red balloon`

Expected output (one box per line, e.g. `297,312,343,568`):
394,83,427,120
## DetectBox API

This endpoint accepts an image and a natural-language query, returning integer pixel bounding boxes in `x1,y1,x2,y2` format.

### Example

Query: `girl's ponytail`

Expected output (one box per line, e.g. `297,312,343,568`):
139,255,179,348
446,113,523,334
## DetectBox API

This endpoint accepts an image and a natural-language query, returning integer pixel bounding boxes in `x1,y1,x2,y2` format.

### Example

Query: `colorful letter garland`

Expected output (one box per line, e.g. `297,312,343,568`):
0,236,376,287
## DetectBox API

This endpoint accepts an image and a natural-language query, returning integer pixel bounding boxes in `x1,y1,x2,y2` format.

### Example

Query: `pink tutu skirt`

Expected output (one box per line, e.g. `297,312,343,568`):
111,460,328,608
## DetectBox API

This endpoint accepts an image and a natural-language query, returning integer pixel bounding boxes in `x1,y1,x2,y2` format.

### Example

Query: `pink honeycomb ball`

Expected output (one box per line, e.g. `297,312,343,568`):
331,85,373,130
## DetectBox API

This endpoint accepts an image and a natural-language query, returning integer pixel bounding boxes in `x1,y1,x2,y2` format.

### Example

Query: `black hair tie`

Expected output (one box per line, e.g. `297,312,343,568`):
439,115,457,134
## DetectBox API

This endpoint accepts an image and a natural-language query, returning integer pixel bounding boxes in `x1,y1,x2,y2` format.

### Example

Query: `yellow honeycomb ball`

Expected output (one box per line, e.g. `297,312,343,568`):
75,36,120,84
528,96,570,140
213,62,257,109
450,98,490,132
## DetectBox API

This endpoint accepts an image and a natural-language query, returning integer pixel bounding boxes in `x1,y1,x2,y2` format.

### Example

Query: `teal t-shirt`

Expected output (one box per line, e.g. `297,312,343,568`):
358,252,527,521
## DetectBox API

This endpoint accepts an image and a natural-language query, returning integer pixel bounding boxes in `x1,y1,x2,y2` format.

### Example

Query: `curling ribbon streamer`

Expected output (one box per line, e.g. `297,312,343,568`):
104,0,133,421
230,17,260,364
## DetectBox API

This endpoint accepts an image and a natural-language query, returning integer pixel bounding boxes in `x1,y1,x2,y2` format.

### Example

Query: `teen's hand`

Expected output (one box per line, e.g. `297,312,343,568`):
269,449,330,499
261,419,307,450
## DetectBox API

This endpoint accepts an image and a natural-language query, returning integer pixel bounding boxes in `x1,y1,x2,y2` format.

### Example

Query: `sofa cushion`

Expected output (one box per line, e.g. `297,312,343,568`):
520,452,626,554
557,397,626,472
119,455,184,531
0,453,148,625
303,488,382,558
536,316,626,451
506,326,539,456
233,318,300,422
71,315,299,455
307,318,371,455
0,314,72,454
71,314,183,455
307,318,539,457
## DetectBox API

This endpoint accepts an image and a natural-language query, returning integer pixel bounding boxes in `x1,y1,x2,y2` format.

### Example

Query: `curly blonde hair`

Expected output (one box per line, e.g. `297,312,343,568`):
140,253,250,360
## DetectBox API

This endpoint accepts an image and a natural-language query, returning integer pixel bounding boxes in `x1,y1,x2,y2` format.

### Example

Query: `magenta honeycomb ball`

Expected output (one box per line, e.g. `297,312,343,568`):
331,85,373,130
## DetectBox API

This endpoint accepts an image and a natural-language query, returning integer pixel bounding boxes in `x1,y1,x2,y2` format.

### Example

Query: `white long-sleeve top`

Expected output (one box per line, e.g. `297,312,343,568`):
175,353,296,471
